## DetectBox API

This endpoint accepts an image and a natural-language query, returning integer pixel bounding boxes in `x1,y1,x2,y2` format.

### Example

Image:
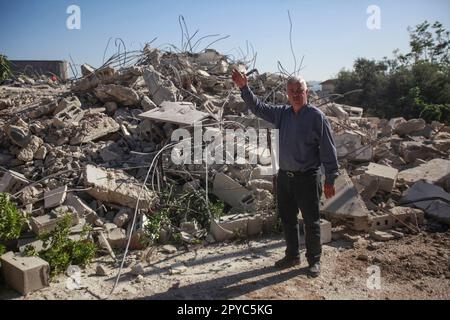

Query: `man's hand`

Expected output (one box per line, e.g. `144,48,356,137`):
232,69,248,89
324,184,335,199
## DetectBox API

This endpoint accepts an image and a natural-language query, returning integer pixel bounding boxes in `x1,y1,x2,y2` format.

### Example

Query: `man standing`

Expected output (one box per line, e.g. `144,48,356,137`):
232,70,339,277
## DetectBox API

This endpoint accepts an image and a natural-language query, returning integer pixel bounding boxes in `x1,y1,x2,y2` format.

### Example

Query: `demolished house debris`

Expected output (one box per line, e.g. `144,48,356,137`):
1,44,450,296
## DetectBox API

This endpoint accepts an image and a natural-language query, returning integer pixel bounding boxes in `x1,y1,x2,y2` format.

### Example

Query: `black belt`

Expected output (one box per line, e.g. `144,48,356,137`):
280,168,320,178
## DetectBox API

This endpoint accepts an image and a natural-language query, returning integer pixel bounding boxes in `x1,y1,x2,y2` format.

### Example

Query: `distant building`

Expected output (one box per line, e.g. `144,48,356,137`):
10,60,69,80
320,79,337,96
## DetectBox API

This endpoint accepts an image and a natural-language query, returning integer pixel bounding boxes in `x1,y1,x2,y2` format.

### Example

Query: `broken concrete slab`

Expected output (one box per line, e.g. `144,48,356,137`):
70,115,120,145
212,173,255,210
361,163,398,193
139,101,210,126
1,251,50,295
44,185,67,209
0,170,29,193
94,84,140,106
84,164,158,209
143,66,179,105
320,170,370,231
401,180,450,225
210,215,247,242
398,159,450,187
399,141,444,163
394,118,426,136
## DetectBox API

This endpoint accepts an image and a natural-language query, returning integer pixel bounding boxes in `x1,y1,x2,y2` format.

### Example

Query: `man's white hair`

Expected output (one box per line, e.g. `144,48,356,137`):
286,76,308,89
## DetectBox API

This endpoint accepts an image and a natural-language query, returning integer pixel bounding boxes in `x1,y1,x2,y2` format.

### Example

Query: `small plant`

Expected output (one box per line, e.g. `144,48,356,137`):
0,244,5,256
145,184,226,244
30,214,97,277
0,55,13,82
0,193,27,241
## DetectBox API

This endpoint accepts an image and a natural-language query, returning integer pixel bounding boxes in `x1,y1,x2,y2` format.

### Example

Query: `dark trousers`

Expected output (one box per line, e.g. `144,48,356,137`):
277,168,322,265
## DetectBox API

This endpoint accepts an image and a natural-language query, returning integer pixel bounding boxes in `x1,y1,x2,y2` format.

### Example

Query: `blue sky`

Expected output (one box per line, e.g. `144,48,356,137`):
0,0,449,81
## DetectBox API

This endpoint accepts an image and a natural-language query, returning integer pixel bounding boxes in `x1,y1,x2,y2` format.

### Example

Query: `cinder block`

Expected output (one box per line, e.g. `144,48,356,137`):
299,218,332,244
1,252,49,295
44,185,67,209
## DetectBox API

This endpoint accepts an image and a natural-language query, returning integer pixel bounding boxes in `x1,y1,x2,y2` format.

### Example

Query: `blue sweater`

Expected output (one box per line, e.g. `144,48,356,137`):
241,85,339,185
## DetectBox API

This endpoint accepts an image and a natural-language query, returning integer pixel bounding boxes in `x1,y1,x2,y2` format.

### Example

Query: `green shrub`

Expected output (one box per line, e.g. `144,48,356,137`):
0,55,13,82
0,193,27,241
30,214,97,277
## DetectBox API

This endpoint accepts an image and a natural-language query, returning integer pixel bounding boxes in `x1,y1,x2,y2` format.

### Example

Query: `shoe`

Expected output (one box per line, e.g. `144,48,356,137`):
274,256,300,269
308,262,321,277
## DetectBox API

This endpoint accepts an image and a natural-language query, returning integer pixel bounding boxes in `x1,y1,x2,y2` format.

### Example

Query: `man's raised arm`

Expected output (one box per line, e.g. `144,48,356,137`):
232,69,281,125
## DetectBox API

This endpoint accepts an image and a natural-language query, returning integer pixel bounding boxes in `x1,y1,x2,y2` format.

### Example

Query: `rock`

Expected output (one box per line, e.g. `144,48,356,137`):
169,263,187,275
141,96,157,111
113,209,131,228
357,254,369,261
17,136,43,162
95,264,109,276
160,245,177,254
6,125,30,148
394,119,426,136
34,145,47,160
390,230,404,239
131,263,145,276
370,230,395,241
104,101,118,115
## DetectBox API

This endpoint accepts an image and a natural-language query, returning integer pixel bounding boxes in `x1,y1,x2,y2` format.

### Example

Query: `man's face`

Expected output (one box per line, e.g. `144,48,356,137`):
287,82,308,108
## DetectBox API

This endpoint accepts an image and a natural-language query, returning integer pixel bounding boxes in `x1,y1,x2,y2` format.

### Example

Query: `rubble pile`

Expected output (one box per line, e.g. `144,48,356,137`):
1,46,449,295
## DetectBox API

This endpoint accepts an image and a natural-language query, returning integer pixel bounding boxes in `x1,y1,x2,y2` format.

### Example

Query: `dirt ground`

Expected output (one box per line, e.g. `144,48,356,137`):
1,229,449,300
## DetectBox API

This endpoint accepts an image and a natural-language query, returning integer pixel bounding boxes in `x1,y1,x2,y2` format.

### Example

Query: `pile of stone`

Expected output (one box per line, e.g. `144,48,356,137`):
1,45,450,295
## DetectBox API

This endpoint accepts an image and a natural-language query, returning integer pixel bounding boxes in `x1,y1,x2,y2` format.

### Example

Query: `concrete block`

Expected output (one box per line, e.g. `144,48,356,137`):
299,218,332,244
30,206,79,236
1,252,50,295
362,163,398,193
369,207,424,231
44,185,67,209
